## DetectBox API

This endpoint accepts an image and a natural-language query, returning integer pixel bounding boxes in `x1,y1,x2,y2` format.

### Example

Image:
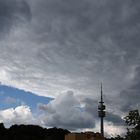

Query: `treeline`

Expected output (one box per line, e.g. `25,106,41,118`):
0,123,70,140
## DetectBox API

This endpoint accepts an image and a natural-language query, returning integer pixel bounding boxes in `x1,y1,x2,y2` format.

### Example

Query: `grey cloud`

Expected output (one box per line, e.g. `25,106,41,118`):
38,91,95,130
0,0,140,97
119,65,140,112
83,98,124,126
0,0,31,37
29,0,140,91
83,98,98,117
106,112,124,126
31,0,140,43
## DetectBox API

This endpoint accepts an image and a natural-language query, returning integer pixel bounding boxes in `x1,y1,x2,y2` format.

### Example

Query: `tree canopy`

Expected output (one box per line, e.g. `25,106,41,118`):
124,110,140,140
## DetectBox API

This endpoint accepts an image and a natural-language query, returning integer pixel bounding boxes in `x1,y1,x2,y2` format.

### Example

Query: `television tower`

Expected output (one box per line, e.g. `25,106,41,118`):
98,83,106,137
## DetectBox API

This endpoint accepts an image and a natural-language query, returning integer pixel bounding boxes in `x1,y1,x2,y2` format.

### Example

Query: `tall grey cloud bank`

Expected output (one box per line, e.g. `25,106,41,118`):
0,0,140,135
38,91,95,130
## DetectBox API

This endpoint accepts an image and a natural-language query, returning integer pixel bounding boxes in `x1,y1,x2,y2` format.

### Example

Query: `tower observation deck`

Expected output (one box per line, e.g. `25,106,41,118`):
98,83,106,137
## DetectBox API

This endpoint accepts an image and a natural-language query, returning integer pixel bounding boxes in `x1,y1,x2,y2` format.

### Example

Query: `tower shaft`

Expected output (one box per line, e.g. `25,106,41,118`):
98,83,106,137
101,116,104,137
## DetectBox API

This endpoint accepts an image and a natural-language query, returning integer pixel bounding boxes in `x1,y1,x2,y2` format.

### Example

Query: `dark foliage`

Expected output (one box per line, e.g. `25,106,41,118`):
106,135,125,140
124,110,140,126
124,110,140,140
0,123,70,140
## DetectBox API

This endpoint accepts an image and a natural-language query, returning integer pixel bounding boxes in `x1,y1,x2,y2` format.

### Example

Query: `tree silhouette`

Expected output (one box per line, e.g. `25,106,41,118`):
124,110,140,126
0,123,70,140
124,110,140,140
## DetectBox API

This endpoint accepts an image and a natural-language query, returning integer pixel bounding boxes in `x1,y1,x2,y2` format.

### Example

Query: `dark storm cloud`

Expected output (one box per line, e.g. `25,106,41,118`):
31,0,140,44
119,65,140,112
83,98,98,118
0,0,31,37
29,0,140,91
1,0,139,97
0,0,138,97
106,112,124,126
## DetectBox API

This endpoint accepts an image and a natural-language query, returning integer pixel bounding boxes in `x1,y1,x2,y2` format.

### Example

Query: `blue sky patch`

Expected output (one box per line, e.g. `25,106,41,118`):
0,84,53,111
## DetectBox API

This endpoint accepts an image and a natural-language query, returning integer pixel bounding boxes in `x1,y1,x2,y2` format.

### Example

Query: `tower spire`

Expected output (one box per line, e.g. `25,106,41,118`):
98,83,106,137
101,83,103,103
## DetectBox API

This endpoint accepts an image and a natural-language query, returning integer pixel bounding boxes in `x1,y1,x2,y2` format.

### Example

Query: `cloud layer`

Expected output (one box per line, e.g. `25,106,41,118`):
0,0,139,98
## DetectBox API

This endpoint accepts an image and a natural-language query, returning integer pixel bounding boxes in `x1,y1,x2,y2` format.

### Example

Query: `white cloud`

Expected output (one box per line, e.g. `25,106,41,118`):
104,122,126,137
0,106,36,126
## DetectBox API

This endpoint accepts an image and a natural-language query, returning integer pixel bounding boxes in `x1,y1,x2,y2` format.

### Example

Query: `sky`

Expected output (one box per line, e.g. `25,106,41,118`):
0,0,140,137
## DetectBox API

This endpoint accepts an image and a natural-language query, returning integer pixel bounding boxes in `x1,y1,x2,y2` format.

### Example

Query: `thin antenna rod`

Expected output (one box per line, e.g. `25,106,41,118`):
101,83,103,102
